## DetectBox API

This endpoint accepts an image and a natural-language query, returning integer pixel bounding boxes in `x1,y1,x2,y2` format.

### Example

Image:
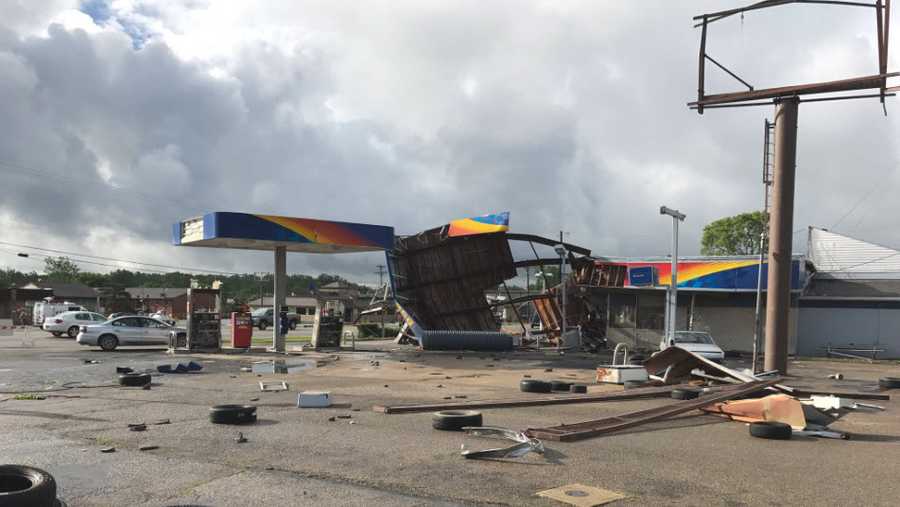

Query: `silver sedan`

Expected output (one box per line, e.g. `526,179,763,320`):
77,316,185,351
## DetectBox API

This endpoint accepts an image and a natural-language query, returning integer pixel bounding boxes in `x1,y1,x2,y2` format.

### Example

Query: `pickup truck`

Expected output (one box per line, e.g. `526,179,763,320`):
250,308,298,331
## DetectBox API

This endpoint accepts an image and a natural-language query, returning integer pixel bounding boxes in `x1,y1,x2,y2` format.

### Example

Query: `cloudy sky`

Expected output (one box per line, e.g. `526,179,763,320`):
1,0,898,285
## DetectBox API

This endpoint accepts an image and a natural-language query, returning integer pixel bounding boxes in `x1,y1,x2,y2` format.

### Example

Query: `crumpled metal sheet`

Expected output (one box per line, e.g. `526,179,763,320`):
460,426,545,459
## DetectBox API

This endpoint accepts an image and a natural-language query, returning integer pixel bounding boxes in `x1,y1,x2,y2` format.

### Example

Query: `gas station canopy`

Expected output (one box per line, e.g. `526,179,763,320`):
172,212,394,253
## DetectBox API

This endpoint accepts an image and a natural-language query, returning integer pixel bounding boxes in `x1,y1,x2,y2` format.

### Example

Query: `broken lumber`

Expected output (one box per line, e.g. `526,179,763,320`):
525,379,779,442
372,384,688,414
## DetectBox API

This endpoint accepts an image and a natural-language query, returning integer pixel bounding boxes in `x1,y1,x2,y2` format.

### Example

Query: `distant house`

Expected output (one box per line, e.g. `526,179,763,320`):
28,282,99,311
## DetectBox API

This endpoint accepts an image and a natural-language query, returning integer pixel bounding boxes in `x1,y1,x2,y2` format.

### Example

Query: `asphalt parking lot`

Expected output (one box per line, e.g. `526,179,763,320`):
2,327,899,506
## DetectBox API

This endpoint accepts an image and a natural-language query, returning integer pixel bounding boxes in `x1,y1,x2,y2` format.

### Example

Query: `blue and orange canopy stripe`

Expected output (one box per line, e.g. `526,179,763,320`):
448,212,510,237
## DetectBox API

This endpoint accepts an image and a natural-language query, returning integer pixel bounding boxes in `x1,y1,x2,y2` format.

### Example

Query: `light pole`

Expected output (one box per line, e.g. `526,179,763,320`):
660,206,686,345
554,244,567,348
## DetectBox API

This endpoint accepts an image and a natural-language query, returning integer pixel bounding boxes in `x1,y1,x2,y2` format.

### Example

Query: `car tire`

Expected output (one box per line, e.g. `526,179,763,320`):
119,373,151,387
749,421,792,440
879,377,900,389
569,384,588,394
98,334,118,351
209,404,257,425
432,410,483,431
550,380,573,392
520,379,552,393
0,464,57,507
67,326,80,338
51,332,63,337
671,387,701,400
258,322,267,331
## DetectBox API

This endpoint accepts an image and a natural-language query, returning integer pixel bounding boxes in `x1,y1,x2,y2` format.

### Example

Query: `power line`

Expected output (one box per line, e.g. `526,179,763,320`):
0,240,242,275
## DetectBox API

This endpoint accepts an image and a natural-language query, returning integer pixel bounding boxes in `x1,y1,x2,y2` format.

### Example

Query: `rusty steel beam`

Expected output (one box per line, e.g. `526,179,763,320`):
525,379,780,442
695,0,878,26
373,384,691,414
688,72,899,107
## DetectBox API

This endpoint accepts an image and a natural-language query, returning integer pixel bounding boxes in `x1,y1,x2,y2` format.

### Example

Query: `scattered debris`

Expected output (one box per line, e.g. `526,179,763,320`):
138,445,159,451
327,416,336,422
157,362,203,374
544,368,553,372
235,432,247,443
100,447,115,453
13,393,46,400
336,414,352,419
142,384,151,390
823,344,883,362
703,394,806,429
569,384,587,394
794,429,848,439
151,419,170,425
128,423,147,432
249,397,259,402
454,395,468,399
827,373,844,380
596,344,648,385
808,395,885,412
252,359,316,374
536,483,627,507
240,367,252,372
461,426,544,459
348,420,357,425
879,377,900,389
522,374,532,378
383,384,389,388
259,381,289,392
115,366,133,374
298,391,332,408
82,359,101,365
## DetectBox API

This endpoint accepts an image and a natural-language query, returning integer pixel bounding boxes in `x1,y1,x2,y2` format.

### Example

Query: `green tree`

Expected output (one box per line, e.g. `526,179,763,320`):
701,211,766,256
43,256,80,282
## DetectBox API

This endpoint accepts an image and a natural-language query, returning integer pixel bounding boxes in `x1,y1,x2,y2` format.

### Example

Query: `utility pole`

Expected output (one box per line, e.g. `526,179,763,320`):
765,98,798,374
376,264,386,339
660,206,686,344
554,230,568,349
753,119,775,374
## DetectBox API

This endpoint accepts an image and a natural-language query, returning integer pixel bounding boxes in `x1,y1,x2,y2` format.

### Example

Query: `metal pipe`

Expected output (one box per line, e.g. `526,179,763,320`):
764,98,799,374
272,246,287,353
753,119,773,374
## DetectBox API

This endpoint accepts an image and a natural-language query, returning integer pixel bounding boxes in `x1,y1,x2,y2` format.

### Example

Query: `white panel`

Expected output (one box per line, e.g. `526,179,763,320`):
180,217,205,244
808,227,900,273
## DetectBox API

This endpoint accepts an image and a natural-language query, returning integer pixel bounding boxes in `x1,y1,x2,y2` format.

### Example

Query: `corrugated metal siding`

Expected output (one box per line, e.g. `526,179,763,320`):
808,227,900,273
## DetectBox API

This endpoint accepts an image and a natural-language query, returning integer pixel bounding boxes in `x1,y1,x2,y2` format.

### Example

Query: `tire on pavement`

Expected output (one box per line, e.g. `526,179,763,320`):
569,384,588,394
209,404,258,425
550,380,573,392
98,334,118,351
432,410,483,431
878,377,900,389
0,464,57,507
67,326,80,338
119,373,151,387
520,379,552,393
749,421,792,440
671,387,701,400
258,322,267,331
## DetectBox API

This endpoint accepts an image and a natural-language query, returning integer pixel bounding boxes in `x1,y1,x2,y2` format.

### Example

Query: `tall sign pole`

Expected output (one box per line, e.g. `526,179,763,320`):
764,98,798,373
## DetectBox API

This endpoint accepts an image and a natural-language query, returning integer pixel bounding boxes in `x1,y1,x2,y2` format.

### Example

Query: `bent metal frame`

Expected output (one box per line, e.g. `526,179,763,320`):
687,0,896,374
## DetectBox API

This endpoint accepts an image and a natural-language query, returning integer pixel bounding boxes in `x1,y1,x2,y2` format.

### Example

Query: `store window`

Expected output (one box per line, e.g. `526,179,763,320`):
637,293,665,330
609,293,636,328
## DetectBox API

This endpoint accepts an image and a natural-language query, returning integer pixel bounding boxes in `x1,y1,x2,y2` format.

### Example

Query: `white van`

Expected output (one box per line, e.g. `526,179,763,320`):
33,301,87,327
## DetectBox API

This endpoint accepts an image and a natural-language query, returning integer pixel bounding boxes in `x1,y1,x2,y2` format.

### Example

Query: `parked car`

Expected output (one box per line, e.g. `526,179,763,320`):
42,310,108,338
77,316,186,351
149,312,176,326
659,330,725,362
33,301,87,327
250,308,298,331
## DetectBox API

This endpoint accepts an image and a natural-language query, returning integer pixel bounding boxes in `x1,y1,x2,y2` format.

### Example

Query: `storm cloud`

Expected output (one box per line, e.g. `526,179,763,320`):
1,1,898,284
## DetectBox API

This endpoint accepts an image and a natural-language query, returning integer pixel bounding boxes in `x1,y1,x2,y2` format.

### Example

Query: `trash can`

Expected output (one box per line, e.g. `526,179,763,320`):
231,312,253,348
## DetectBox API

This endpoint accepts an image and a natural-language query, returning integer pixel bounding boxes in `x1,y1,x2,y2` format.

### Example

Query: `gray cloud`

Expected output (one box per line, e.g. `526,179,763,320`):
1,0,898,283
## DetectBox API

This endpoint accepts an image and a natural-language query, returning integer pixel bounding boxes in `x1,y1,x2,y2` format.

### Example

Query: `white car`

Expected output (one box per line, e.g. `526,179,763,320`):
659,330,725,362
77,316,186,351
33,301,87,327
42,311,108,338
